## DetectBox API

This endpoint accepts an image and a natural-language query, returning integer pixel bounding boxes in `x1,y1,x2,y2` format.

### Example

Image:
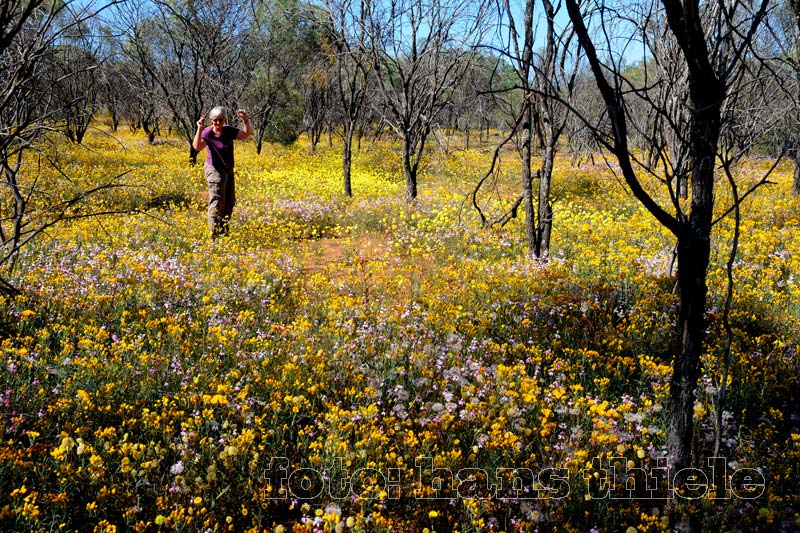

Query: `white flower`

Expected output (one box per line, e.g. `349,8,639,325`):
325,502,342,517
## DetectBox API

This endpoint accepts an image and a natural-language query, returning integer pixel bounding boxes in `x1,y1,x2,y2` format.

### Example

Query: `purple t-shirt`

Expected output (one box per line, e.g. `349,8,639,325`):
201,125,240,170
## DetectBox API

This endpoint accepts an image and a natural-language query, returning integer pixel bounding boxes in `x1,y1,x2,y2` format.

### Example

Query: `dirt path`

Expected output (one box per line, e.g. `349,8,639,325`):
299,232,391,278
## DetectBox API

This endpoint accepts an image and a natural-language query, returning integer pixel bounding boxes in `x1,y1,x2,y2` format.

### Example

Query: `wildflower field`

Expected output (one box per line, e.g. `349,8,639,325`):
1,127,799,533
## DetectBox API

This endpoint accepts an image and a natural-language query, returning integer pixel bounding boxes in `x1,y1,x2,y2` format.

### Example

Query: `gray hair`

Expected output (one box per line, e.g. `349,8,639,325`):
209,106,228,121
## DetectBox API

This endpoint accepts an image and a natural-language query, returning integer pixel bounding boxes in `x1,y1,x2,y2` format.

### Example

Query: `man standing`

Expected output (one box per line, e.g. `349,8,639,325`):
193,106,252,238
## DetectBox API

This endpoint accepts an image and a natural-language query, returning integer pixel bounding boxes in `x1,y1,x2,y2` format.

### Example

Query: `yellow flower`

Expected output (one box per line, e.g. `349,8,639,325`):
76,389,91,405
50,447,67,461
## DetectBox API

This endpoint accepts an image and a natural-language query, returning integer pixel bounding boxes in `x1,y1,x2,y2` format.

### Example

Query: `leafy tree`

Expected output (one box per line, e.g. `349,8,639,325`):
241,0,319,154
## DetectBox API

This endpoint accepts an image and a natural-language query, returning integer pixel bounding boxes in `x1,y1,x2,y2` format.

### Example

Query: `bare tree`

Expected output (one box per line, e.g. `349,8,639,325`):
564,69,603,163
97,30,125,132
488,0,538,247
114,0,255,163
120,56,165,144
530,0,579,257
641,10,692,198
473,0,578,258
456,61,505,149
0,0,128,295
564,0,777,484
319,0,372,196
48,15,104,144
301,64,333,152
366,0,489,200
785,0,800,195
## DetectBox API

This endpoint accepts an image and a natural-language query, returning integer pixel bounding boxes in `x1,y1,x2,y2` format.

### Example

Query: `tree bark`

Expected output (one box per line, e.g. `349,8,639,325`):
189,146,200,165
403,139,418,201
663,0,725,470
343,122,354,197
792,0,800,197
521,106,536,256
537,145,554,257
565,0,725,476
669,227,711,468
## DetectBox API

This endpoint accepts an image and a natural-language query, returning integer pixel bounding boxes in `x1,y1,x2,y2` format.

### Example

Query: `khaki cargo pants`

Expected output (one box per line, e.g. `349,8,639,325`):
204,164,236,238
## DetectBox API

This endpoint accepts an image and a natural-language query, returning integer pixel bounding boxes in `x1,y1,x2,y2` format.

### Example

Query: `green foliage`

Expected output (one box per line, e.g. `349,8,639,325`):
264,91,304,146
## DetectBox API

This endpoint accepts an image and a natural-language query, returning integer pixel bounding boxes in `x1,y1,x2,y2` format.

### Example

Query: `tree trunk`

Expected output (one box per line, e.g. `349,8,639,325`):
537,145,554,258
669,229,710,469
667,69,722,471
793,2,800,197
255,124,266,155
403,139,418,201
343,123,354,197
521,106,536,256
677,174,689,199
143,121,155,144
659,0,725,474
309,125,322,153
3,160,25,273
